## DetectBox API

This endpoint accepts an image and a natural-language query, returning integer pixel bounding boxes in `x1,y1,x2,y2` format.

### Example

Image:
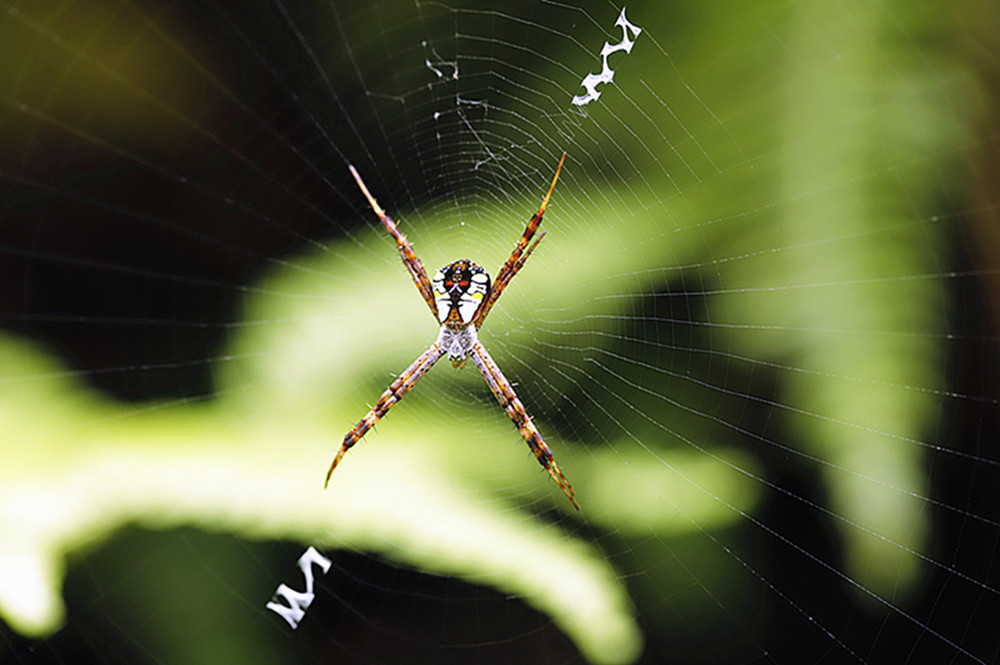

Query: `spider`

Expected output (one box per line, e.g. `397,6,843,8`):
324,154,578,509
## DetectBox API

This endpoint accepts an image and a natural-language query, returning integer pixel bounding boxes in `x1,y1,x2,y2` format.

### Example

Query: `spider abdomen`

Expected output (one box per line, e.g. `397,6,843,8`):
432,259,491,325
437,322,479,367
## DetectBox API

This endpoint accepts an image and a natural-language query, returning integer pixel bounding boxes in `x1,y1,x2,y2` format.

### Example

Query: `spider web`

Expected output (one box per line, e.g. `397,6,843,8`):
2,1,1000,664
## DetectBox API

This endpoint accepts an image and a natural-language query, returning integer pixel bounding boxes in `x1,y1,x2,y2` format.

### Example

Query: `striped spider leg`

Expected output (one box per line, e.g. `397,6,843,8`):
469,340,578,509
348,164,438,319
323,341,445,486
473,153,564,328
326,155,577,509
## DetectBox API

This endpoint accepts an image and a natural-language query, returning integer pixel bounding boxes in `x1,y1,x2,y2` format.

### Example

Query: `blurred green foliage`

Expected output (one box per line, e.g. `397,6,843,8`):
0,0,984,663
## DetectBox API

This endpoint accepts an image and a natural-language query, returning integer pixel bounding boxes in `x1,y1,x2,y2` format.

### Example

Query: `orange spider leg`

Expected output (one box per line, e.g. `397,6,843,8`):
470,340,579,509
325,341,445,487
474,153,565,329
349,165,438,320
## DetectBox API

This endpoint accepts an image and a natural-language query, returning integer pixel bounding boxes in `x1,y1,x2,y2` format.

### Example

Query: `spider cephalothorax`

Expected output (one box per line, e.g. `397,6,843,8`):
326,154,577,509
432,260,491,326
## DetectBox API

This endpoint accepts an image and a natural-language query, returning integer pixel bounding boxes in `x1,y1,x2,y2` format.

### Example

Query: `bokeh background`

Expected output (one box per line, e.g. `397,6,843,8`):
2,1,1000,663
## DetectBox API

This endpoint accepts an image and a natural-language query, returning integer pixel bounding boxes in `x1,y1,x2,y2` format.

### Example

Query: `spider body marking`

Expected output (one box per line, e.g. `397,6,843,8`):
433,260,490,367
327,154,577,509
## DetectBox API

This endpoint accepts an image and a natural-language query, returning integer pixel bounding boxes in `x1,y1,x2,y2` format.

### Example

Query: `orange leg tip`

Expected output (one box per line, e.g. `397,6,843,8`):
538,153,566,215
324,449,347,488
559,481,580,510
546,461,579,510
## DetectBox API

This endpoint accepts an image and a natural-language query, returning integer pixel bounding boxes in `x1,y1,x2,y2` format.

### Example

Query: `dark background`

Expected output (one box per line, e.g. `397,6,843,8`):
3,1,1000,664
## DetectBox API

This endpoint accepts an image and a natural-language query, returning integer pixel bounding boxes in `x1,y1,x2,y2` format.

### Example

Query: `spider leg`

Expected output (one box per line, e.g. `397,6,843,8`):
470,341,579,509
500,229,546,292
325,341,446,487
474,154,565,329
349,165,438,320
